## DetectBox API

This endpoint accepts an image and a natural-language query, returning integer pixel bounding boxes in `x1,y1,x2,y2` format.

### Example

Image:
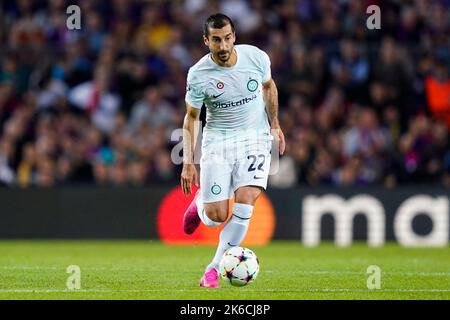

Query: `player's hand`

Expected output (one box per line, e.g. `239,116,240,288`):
272,126,286,155
181,164,199,196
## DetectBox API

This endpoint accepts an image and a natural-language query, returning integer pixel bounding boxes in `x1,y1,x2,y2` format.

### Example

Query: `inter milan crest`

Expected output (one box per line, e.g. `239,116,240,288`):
211,183,222,195
247,79,258,92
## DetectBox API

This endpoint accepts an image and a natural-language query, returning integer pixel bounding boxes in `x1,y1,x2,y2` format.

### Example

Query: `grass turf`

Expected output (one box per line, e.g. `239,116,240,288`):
0,240,448,300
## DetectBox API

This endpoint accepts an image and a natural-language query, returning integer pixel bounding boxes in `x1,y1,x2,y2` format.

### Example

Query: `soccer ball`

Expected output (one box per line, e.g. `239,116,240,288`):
219,246,259,287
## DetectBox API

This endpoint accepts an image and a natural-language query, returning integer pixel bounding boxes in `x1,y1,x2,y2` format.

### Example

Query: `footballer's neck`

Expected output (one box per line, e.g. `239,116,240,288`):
212,48,237,68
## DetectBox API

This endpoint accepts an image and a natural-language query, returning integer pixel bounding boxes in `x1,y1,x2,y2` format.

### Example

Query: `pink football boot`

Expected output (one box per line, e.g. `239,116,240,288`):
183,190,201,235
199,268,220,288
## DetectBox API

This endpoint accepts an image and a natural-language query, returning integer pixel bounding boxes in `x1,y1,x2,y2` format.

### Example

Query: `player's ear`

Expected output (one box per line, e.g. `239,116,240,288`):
203,35,209,47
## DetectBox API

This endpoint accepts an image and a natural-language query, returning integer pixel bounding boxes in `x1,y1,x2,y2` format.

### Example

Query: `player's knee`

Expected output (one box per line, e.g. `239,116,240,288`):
204,207,228,223
235,190,261,205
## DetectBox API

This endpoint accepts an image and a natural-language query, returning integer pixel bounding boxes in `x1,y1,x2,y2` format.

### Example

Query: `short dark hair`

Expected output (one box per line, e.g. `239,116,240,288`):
203,13,235,37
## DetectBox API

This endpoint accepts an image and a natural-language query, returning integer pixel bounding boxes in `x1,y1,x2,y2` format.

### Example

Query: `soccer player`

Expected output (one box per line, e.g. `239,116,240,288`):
181,13,285,288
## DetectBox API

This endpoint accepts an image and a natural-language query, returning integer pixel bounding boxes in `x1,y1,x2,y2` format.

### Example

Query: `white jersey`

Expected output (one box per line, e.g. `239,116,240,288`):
185,44,272,146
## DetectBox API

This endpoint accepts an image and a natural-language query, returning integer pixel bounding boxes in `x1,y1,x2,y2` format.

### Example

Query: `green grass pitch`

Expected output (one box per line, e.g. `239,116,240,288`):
0,241,449,300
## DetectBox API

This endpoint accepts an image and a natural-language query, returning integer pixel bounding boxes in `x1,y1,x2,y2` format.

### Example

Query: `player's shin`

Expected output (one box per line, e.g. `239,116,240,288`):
207,203,254,271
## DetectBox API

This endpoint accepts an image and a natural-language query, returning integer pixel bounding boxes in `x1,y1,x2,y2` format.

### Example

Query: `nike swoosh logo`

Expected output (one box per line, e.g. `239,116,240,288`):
212,92,225,99
254,176,264,179
227,242,238,247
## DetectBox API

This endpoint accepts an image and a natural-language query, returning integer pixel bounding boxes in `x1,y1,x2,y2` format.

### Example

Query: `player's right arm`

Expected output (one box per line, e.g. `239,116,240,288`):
181,103,201,196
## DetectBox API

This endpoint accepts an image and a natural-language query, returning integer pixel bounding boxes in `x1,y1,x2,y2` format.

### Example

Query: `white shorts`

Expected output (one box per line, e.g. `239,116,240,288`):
200,139,272,203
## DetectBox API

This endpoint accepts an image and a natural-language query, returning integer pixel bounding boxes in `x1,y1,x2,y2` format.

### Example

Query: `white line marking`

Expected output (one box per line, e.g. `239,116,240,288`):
0,266,449,276
0,288,449,293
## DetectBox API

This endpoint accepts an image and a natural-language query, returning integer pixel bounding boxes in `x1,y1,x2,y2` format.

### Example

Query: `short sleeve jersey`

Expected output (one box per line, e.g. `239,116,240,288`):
185,44,272,143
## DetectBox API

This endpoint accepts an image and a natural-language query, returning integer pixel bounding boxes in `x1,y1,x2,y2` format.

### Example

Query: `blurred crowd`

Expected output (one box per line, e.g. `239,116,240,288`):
0,0,449,188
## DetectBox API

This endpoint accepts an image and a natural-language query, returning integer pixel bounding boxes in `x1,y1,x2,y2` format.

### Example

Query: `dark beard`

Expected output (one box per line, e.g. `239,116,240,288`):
217,51,231,62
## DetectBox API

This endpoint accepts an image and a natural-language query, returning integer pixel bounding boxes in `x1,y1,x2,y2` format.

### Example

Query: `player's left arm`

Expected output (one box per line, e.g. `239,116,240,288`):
263,78,285,155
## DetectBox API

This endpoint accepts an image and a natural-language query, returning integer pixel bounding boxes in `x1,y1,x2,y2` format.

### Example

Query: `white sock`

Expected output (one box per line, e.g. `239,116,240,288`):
206,203,254,272
196,194,221,227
